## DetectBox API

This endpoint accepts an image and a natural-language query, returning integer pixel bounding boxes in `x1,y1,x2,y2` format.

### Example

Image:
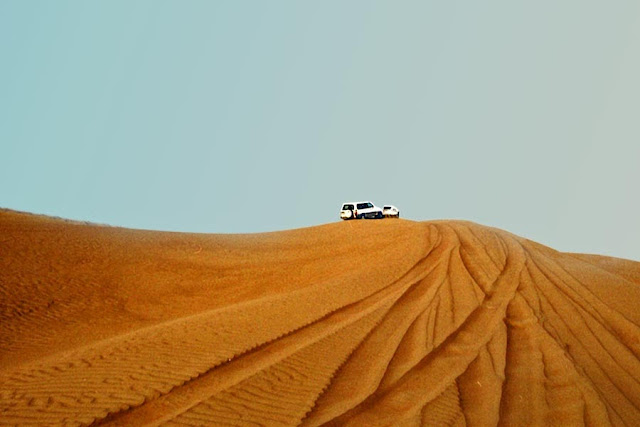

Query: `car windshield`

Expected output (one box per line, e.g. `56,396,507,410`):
357,203,373,209
383,206,391,209
342,204,353,210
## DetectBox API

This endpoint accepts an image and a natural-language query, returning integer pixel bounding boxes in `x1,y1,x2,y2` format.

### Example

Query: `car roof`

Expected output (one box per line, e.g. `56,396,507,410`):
342,201,373,205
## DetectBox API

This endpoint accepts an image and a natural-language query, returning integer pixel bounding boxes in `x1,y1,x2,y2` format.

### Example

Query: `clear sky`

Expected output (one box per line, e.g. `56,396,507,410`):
1,1,639,260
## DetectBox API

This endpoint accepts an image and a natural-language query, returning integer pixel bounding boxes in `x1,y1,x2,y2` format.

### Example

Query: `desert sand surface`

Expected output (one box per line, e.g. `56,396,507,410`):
1,209,640,426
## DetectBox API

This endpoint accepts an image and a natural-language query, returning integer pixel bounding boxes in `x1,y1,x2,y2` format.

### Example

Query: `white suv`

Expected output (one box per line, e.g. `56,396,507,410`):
340,201,384,220
382,205,400,218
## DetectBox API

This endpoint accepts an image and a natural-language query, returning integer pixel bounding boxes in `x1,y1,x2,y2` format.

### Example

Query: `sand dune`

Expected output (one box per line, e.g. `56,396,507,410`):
1,209,640,426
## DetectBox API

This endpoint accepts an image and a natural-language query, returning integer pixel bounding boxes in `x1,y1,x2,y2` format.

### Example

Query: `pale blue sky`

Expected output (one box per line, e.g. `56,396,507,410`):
1,1,639,260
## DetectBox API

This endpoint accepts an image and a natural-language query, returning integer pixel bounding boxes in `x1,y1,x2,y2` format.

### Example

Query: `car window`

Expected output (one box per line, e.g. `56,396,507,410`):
383,206,391,209
366,203,373,208
342,204,353,210
356,203,367,209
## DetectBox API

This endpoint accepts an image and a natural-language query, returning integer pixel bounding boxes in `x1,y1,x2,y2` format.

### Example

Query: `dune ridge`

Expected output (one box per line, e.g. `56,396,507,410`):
1,209,640,426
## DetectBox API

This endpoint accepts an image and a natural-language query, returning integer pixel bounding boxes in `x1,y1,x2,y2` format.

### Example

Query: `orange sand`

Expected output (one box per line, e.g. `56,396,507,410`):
1,209,639,426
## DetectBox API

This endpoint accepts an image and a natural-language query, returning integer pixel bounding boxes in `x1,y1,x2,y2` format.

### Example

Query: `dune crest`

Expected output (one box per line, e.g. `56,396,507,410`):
1,209,640,426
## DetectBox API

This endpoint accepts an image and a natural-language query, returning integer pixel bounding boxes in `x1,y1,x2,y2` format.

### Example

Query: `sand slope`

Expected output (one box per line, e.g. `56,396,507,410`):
1,210,640,426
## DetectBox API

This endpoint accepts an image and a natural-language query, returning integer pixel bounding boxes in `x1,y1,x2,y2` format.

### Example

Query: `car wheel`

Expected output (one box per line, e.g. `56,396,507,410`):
377,212,383,219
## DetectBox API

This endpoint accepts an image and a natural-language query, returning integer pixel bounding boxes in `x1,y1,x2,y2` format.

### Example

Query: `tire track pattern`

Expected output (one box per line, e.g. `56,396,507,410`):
1,216,640,426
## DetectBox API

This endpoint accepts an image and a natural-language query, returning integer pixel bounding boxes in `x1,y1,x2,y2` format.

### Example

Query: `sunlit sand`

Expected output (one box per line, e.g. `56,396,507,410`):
1,209,639,425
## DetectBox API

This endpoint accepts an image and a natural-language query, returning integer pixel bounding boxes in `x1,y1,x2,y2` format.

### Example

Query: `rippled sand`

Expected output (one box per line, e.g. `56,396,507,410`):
1,209,640,426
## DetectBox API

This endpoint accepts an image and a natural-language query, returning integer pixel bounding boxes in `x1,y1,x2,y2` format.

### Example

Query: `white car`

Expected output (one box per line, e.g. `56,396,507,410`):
340,201,384,220
382,205,400,218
